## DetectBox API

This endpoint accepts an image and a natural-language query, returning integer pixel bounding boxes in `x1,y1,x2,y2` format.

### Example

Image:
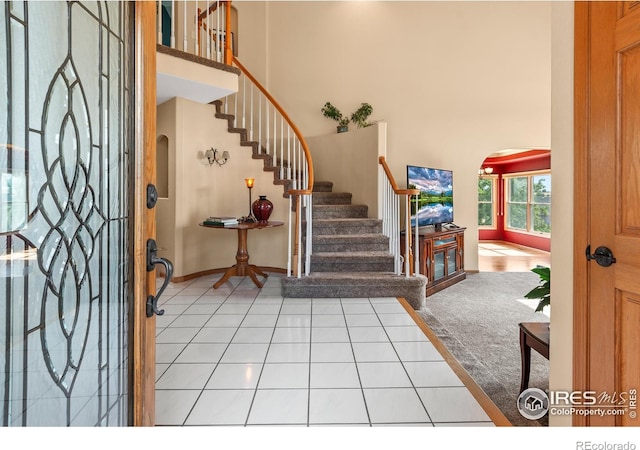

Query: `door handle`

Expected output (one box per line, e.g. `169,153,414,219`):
146,238,174,318
585,245,616,267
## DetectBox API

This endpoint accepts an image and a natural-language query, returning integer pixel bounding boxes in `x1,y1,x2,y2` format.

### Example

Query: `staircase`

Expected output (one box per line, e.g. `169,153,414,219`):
281,181,427,309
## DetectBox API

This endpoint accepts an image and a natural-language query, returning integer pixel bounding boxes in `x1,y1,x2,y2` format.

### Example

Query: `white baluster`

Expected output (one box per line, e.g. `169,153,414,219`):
258,95,262,155
287,196,292,277
206,3,210,59
157,0,163,43
242,77,246,128
183,1,187,51
234,85,238,123
170,0,176,48
216,0,221,62
265,103,271,155
280,117,284,180
287,126,291,179
250,85,254,141
194,0,199,55
292,139,297,190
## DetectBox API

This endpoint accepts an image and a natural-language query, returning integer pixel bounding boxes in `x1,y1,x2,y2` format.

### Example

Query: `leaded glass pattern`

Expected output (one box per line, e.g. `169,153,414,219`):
1,1,132,426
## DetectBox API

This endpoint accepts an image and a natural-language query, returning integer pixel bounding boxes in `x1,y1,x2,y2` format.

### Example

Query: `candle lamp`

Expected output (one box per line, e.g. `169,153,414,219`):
244,178,257,222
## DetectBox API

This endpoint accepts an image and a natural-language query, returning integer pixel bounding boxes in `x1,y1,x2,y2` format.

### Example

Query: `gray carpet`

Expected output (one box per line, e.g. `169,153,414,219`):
416,271,550,427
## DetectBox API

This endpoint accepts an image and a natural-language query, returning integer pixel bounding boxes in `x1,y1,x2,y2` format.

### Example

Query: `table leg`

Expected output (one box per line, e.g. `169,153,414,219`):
250,265,267,278
213,265,238,289
213,228,268,289
520,327,531,393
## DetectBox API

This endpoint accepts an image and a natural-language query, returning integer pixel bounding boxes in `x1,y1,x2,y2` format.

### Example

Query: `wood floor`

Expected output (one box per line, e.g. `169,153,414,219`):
478,240,550,272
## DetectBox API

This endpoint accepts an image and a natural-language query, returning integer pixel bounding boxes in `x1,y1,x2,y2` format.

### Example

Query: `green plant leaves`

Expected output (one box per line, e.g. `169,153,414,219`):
524,265,550,313
321,102,375,129
350,102,373,128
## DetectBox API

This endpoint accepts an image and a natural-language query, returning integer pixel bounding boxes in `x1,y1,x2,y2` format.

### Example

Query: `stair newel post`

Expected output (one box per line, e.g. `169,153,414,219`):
413,193,419,276
405,195,412,277
305,193,312,276
292,195,302,277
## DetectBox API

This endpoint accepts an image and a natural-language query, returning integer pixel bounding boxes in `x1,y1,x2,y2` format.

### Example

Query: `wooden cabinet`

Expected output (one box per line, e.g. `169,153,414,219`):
402,227,466,296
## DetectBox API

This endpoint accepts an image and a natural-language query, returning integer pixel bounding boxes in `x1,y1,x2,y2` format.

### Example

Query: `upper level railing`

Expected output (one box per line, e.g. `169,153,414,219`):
378,156,420,276
157,0,231,64
156,1,314,277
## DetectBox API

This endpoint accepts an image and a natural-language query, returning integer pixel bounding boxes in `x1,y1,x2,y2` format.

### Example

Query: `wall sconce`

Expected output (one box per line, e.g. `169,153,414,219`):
204,148,229,166
479,167,494,175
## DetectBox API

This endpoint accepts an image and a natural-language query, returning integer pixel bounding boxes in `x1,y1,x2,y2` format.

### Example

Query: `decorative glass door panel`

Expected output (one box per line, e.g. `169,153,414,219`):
1,1,133,426
433,251,445,280
447,247,457,275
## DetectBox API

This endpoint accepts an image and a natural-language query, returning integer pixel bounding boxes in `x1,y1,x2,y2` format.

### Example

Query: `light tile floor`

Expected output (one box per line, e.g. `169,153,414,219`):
154,273,495,427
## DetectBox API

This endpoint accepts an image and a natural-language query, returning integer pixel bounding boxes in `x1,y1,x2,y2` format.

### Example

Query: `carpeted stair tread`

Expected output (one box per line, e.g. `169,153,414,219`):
312,218,382,225
310,218,384,235
281,273,427,309
299,271,414,280
313,181,333,192
311,251,393,258
312,192,353,205
310,252,395,273
312,234,389,252
313,204,369,219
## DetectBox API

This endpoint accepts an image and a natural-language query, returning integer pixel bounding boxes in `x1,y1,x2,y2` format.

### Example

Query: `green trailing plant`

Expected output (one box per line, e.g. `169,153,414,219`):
321,101,376,132
350,102,374,128
524,265,550,313
321,102,350,129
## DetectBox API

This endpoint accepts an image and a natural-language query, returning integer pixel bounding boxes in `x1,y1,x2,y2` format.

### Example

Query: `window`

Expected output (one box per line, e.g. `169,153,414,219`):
505,172,551,235
478,176,496,228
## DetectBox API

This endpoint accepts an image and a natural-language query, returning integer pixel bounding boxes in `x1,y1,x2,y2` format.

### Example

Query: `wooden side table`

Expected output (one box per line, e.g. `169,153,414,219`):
200,221,284,289
519,321,550,393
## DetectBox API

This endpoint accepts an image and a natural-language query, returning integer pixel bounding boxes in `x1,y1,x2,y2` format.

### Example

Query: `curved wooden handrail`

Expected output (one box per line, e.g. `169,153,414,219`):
379,156,420,196
232,55,314,194
197,0,223,21
198,0,221,20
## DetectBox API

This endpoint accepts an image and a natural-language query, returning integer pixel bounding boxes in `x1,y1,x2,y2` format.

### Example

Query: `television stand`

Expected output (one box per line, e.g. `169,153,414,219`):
401,227,466,296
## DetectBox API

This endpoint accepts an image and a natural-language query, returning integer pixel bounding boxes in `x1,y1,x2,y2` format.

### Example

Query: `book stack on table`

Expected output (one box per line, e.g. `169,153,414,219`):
203,216,239,226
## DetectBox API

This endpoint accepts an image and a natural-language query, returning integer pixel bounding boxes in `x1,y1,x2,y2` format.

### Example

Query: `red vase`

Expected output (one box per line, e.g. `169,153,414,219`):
252,195,273,223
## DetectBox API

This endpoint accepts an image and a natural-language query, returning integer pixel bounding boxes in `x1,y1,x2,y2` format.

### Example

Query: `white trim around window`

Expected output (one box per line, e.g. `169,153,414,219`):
503,170,551,236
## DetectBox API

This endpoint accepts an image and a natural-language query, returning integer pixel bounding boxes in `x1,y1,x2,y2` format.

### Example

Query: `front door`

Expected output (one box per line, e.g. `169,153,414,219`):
0,1,157,426
575,1,640,426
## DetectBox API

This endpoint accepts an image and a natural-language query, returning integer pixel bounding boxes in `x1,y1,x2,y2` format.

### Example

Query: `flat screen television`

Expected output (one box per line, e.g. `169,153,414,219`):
407,165,454,230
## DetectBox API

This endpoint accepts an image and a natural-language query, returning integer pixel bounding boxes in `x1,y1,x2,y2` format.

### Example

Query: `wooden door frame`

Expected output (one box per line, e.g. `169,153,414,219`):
132,0,157,426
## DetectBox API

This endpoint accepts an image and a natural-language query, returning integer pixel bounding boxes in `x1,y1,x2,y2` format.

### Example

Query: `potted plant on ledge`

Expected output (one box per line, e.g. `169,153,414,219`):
321,102,350,133
321,102,375,133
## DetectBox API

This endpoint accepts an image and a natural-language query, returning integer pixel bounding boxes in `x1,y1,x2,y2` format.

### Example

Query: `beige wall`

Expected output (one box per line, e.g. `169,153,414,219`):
549,2,573,427
156,97,291,278
306,122,386,218
237,1,552,271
